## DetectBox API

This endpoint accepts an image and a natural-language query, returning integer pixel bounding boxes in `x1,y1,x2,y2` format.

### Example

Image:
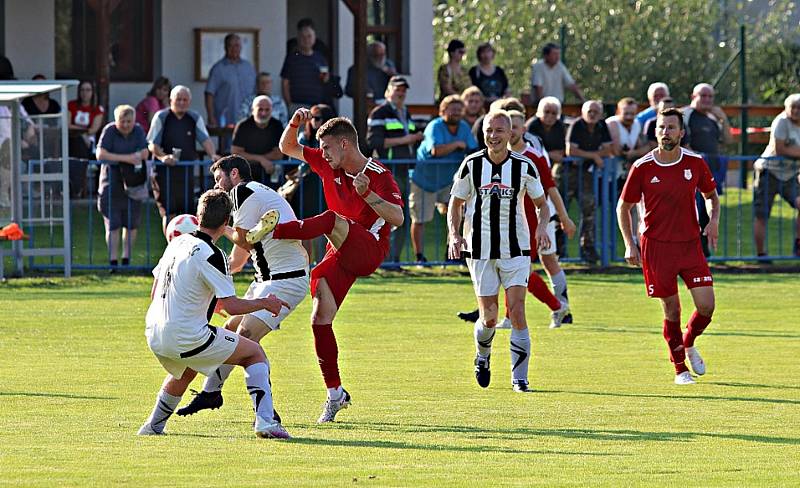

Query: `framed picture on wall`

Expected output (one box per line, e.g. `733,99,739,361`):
194,28,260,81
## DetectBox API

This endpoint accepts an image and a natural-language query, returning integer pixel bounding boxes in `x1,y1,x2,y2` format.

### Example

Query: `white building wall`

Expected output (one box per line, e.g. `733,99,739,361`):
5,0,56,80
337,1,354,118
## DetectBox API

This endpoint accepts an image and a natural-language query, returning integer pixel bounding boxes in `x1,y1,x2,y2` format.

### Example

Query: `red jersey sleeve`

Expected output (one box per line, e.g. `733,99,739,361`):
302,146,332,178
532,155,555,191
371,170,404,207
696,157,716,194
620,163,643,203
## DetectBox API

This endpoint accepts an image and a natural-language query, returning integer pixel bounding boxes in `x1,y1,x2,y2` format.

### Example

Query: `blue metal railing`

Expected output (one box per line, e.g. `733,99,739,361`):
15,154,800,272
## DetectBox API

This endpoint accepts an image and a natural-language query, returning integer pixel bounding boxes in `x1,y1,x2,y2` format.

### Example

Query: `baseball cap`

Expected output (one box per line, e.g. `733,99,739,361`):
389,76,410,89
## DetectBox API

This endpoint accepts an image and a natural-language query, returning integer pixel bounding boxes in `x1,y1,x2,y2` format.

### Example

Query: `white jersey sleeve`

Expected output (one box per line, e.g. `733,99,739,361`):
451,158,474,200
523,160,545,200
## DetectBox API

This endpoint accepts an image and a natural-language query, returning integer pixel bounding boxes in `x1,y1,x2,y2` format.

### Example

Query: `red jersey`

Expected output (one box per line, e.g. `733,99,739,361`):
303,146,403,246
522,145,555,228
68,100,105,129
620,148,716,242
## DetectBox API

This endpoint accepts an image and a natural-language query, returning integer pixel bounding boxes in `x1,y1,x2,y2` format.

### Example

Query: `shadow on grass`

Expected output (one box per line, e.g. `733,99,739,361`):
287,436,623,456
578,326,800,339
704,381,800,391
0,391,117,400
333,421,800,446
536,389,800,407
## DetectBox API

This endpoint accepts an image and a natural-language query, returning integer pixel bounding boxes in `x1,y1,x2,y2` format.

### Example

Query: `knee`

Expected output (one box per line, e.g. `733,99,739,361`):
696,300,715,318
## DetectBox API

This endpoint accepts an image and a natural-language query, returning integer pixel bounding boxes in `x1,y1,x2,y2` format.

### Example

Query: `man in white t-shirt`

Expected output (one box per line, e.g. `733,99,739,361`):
139,189,291,439
753,93,800,258
175,155,310,418
606,97,650,181
529,43,584,105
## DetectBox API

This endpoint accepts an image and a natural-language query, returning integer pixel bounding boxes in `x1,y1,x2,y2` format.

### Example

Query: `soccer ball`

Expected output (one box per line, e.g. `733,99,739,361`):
166,214,199,242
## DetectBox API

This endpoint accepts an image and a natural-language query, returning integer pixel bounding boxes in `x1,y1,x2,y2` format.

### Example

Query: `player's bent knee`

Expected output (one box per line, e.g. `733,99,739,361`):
237,315,270,342
224,315,243,332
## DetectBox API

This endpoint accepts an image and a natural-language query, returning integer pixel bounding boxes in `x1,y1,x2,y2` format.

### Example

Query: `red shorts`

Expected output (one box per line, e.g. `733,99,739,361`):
640,236,713,298
310,220,387,307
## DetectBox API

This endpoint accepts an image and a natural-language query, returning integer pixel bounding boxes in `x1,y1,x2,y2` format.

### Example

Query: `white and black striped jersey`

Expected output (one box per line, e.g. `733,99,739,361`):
451,149,545,260
230,181,309,281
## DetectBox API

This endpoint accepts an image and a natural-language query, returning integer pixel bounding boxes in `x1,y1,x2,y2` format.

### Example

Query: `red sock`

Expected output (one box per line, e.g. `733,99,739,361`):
684,311,712,348
312,323,341,388
273,210,336,240
663,319,688,374
527,271,562,311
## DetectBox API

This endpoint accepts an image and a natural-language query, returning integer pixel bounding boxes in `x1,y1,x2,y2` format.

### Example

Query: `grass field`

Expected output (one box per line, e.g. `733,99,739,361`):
1,271,798,486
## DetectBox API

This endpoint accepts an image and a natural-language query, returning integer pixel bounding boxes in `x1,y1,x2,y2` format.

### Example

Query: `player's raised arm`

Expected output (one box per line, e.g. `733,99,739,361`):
354,169,404,227
279,108,313,161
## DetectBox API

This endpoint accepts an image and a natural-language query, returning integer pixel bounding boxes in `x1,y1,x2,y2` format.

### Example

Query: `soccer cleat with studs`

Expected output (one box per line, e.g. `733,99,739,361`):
246,209,280,244
254,416,291,439
317,389,352,423
686,346,706,376
674,371,696,385
549,302,570,329
175,390,223,417
474,354,491,388
137,423,164,436
512,380,534,393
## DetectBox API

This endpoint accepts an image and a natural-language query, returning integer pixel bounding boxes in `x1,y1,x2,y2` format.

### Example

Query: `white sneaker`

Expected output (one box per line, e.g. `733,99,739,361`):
549,303,570,329
254,416,291,439
246,209,280,244
686,346,706,375
674,371,696,385
317,388,351,423
496,317,512,329
136,423,163,436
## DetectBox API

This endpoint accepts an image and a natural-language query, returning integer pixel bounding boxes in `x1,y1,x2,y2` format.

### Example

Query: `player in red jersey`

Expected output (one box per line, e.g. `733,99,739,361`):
617,108,719,385
262,109,404,422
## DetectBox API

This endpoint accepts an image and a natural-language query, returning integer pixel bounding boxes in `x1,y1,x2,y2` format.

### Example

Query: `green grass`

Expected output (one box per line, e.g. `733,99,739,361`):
1,272,798,486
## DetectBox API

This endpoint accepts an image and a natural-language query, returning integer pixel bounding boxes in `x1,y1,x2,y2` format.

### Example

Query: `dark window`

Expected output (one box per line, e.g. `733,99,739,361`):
367,0,404,72
55,0,154,82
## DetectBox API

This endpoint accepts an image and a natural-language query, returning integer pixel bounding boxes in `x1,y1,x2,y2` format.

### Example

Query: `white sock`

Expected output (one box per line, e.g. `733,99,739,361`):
244,362,274,421
144,389,182,433
474,321,495,358
202,364,235,393
550,270,569,306
510,327,531,383
327,386,343,400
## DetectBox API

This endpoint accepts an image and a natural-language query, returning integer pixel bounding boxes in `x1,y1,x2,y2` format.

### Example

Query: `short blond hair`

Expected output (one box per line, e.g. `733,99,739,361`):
507,110,526,122
461,86,484,101
482,109,512,129
439,94,464,112
113,104,135,121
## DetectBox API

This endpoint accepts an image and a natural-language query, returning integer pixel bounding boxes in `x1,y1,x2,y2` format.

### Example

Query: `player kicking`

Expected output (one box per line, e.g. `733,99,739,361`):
139,189,291,438
617,108,718,385
248,110,404,422
458,110,575,329
174,155,309,418
447,110,551,392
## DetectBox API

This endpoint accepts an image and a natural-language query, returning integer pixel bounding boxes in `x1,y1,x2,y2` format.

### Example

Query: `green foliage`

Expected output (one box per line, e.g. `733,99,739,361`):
433,0,798,105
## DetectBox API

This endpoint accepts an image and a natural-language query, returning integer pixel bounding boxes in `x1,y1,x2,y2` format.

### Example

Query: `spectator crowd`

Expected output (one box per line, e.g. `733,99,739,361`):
3,28,799,267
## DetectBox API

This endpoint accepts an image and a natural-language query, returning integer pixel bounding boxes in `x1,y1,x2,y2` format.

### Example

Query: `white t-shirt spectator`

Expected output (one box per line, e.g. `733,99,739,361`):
530,60,575,103
754,112,800,181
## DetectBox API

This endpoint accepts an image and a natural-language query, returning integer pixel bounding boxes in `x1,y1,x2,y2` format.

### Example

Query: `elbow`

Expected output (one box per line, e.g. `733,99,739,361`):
390,212,404,228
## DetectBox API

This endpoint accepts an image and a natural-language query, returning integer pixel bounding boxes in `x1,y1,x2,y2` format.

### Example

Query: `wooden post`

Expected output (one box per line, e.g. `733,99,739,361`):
344,0,368,144
94,0,111,111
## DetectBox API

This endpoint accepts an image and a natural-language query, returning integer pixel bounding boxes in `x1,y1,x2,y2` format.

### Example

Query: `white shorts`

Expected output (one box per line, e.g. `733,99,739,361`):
538,219,558,256
466,255,531,297
151,326,239,380
243,274,309,330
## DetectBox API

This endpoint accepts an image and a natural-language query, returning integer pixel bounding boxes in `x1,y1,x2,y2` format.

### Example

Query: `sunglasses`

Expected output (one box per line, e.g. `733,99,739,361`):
543,110,558,115
312,115,323,121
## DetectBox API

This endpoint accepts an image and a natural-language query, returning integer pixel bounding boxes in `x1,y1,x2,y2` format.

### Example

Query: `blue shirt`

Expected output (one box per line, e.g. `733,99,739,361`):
205,57,257,124
280,50,328,105
636,106,656,126
414,117,478,192
97,122,148,194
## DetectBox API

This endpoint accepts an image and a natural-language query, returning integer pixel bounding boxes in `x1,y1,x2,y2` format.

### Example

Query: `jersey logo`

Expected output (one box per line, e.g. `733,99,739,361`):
479,177,514,199
684,169,693,180
650,176,661,184
334,177,342,185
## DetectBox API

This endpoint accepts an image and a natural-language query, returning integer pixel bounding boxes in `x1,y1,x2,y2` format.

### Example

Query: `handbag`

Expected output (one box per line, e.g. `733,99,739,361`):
120,162,150,201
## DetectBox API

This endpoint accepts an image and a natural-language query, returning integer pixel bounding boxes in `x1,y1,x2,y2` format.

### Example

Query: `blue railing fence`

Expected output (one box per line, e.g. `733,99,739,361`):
13,155,800,272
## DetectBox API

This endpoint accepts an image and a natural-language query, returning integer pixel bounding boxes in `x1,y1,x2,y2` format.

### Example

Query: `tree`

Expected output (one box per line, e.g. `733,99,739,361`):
433,0,798,105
